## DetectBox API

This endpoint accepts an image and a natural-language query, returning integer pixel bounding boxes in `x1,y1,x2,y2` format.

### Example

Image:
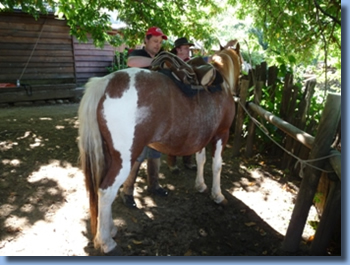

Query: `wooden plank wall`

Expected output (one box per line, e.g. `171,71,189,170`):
0,11,75,87
0,11,121,103
73,37,116,85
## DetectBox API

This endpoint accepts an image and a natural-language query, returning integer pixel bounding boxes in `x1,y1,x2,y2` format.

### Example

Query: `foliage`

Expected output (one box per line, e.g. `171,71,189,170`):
243,60,327,154
1,0,341,73
106,50,128,73
1,0,223,49
227,0,341,70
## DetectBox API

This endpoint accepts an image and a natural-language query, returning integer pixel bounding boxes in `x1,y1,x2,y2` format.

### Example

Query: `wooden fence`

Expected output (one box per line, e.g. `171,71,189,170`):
233,63,341,255
0,11,119,103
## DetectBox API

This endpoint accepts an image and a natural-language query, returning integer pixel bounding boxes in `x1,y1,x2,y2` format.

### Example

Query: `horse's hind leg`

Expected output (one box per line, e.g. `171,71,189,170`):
95,161,130,254
211,139,226,204
195,148,208,193
95,188,118,253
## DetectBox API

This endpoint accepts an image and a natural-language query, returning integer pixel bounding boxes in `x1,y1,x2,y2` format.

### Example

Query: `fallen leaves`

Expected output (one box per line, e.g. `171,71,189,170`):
132,239,143,245
244,222,256,227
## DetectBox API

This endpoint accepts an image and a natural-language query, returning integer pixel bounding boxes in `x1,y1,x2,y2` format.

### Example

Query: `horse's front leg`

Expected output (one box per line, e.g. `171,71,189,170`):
195,147,208,193
211,139,227,204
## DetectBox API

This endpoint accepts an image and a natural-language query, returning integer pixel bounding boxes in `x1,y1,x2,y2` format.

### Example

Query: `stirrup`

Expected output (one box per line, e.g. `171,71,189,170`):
193,65,216,86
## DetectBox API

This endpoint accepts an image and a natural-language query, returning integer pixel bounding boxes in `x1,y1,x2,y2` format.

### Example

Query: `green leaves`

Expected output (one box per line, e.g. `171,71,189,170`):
1,0,341,72
1,0,221,48
232,0,341,70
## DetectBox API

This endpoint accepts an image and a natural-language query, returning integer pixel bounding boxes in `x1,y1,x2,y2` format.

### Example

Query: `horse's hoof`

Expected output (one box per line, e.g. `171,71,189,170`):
105,245,123,256
202,187,209,194
169,165,180,174
218,198,228,206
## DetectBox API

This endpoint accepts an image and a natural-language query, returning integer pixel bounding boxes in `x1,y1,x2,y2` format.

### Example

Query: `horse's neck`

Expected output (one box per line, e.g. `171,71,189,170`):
212,53,236,95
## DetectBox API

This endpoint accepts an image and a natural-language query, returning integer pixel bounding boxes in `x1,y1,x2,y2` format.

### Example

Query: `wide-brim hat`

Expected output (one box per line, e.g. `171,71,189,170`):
174,37,194,48
146,26,168,40
170,37,194,54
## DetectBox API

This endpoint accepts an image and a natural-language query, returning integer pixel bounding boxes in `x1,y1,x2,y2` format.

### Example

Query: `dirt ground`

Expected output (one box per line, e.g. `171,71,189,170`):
0,102,338,256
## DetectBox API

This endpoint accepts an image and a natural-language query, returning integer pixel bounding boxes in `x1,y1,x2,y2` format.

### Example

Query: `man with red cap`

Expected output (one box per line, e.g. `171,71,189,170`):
121,27,169,209
127,26,168,68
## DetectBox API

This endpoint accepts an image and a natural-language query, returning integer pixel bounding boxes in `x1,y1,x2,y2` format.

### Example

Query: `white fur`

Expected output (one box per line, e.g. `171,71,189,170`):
194,141,225,204
195,148,207,193
211,140,225,203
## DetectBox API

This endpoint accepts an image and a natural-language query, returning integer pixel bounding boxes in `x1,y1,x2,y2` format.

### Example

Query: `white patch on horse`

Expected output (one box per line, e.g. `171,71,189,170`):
195,148,207,193
103,70,143,173
211,139,225,203
95,70,145,253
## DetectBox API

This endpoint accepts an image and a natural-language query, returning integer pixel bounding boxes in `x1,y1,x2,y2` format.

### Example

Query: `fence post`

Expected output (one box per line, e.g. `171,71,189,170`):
281,93,341,253
310,177,341,255
245,81,263,157
281,84,301,168
232,79,250,157
267,66,278,103
289,80,317,172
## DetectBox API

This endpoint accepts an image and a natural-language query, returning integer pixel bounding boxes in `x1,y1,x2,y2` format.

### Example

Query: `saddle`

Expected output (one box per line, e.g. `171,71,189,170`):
151,51,221,89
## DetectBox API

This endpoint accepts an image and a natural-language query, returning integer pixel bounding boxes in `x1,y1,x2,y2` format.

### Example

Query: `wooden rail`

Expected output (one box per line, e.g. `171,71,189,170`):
246,101,341,181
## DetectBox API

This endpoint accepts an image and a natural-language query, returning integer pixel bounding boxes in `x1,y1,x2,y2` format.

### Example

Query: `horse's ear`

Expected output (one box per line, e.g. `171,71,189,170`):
220,44,224,51
235,42,244,64
235,42,240,54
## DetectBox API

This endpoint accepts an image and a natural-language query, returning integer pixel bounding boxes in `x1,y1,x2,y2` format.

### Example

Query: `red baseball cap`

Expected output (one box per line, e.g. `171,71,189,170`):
146,26,168,40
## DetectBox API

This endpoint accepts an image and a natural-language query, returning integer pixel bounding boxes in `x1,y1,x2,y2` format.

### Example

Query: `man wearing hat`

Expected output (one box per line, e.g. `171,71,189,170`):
171,37,194,62
167,37,197,173
122,26,169,208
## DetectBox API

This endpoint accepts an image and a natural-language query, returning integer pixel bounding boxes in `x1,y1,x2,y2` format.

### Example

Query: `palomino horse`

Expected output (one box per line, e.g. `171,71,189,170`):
78,41,242,254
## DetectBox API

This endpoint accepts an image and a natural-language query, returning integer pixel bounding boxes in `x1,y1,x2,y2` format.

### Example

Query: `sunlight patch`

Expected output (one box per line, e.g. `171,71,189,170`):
2,159,21,166
231,177,319,239
4,215,29,231
0,140,18,151
144,210,155,220
17,131,31,140
29,137,42,148
250,169,262,179
0,203,19,218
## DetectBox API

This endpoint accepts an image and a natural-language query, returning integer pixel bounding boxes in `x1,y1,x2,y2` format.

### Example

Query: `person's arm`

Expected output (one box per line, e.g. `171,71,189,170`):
127,56,153,68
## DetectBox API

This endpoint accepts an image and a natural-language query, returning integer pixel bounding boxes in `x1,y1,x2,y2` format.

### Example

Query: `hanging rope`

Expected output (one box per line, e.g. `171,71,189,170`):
234,96,340,176
18,18,46,82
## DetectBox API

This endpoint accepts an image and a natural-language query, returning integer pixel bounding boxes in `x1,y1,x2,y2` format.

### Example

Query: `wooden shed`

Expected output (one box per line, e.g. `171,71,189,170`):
0,11,122,104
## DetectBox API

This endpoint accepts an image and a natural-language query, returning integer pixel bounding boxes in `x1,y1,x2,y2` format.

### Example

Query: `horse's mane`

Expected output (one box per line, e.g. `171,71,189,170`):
211,41,241,96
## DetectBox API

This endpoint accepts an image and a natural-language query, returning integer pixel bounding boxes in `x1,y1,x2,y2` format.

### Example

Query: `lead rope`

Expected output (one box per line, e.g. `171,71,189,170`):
233,96,340,176
18,18,46,84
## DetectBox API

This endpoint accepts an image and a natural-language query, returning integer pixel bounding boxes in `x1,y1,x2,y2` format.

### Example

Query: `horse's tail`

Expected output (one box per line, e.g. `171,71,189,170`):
78,74,112,238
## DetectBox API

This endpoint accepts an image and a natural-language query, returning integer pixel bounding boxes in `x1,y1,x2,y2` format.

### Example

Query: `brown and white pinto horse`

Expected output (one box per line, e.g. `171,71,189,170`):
78,41,242,254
